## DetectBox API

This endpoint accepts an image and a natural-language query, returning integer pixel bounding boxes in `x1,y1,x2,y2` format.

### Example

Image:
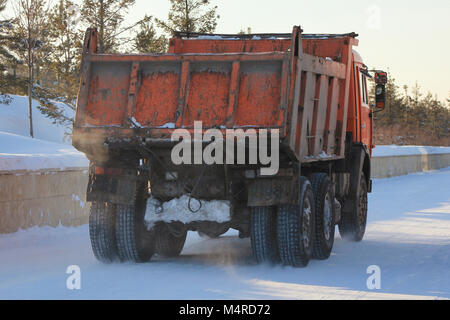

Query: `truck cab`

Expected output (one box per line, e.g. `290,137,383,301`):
350,50,373,155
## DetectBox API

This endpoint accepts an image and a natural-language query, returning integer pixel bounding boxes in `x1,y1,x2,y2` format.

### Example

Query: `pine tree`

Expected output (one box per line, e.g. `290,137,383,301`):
133,15,167,53
0,0,19,104
80,0,146,53
12,0,52,138
156,0,219,35
45,0,82,120
371,72,449,146
238,27,252,35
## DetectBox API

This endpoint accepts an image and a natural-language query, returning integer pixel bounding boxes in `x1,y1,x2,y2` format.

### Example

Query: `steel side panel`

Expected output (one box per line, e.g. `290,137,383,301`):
294,72,307,156
84,62,131,126
184,68,231,126
298,72,317,160
338,39,357,157
169,39,292,54
135,63,181,127
288,59,302,153
326,79,340,154
313,75,330,156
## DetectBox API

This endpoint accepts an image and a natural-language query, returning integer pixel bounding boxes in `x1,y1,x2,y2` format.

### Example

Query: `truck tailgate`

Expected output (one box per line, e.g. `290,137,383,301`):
76,52,290,131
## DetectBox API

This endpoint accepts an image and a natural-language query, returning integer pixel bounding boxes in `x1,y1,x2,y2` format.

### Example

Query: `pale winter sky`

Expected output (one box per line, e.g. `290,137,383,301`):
6,0,450,101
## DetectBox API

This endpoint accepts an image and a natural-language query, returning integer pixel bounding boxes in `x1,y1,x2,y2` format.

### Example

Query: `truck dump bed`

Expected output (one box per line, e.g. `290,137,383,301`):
73,26,358,162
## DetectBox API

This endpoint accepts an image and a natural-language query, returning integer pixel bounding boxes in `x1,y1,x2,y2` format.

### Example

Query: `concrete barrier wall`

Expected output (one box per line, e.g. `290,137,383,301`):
371,153,450,178
0,152,449,234
0,169,89,234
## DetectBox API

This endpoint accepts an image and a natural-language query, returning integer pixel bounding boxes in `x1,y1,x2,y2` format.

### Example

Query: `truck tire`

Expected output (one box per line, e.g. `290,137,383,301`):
89,202,118,263
250,206,279,264
116,183,155,263
310,173,335,260
277,177,315,268
155,224,187,257
339,172,368,242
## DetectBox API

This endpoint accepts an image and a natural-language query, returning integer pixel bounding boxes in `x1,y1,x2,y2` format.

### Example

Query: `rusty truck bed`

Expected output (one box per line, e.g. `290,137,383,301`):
73,26,358,163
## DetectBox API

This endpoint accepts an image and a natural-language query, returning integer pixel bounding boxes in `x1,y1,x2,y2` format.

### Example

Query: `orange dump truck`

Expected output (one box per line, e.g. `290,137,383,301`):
73,26,387,267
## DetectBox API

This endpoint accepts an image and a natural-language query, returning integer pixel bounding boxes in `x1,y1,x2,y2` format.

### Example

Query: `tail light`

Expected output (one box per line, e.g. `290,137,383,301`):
94,167,124,176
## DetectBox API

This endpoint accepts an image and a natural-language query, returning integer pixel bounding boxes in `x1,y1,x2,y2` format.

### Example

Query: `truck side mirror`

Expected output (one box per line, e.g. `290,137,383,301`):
374,71,387,110
375,84,386,110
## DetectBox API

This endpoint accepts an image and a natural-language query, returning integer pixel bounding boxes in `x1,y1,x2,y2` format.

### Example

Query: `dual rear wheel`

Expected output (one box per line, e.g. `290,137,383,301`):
251,173,343,267
89,183,186,263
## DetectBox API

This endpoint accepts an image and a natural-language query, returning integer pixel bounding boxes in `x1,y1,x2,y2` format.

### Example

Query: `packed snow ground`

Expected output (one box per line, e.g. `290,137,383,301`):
0,168,449,300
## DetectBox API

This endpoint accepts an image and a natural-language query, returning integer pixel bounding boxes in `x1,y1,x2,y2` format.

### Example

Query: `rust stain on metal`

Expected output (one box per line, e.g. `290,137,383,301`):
74,26,361,163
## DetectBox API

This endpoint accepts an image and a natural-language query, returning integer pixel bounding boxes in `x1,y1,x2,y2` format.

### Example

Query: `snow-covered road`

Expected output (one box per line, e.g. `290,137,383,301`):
0,169,449,300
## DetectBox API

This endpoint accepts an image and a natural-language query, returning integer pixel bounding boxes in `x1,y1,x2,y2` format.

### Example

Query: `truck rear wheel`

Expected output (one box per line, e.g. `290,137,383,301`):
116,183,155,263
155,224,187,257
310,173,335,260
339,173,368,242
277,177,315,268
89,202,118,263
250,206,279,264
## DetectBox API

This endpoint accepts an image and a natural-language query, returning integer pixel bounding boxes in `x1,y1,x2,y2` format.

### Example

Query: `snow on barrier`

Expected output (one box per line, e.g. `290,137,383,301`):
371,146,450,178
0,137,449,234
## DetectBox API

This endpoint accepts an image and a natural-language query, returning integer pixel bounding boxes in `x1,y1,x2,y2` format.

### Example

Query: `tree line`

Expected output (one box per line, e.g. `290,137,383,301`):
369,74,449,146
0,0,219,137
0,0,448,146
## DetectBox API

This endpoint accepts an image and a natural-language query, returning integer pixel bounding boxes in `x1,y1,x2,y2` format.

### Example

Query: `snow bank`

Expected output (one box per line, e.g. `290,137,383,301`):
0,131,88,172
145,195,231,226
0,95,73,144
373,145,450,157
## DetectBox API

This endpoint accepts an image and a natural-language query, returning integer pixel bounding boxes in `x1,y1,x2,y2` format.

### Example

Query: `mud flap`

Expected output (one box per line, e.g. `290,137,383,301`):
86,172,139,205
247,175,301,207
